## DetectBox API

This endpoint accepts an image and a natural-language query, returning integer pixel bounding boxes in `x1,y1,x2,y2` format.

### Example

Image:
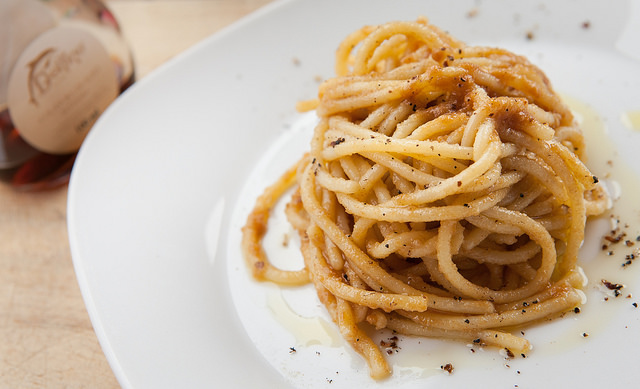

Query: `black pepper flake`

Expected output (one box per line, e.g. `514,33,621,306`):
464,319,470,324
381,336,400,355
441,363,454,374
574,307,581,314
633,302,638,308
602,279,624,291
504,348,515,358
592,175,599,184
582,332,589,337
289,347,297,353
605,234,624,244
329,137,345,147
473,338,481,344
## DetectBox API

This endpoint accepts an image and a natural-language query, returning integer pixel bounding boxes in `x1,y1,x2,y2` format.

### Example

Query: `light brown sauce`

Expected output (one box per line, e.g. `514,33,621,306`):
267,288,341,348
621,110,640,131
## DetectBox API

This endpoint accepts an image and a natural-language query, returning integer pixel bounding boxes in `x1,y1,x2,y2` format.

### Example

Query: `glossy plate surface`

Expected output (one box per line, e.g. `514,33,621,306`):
68,0,640,387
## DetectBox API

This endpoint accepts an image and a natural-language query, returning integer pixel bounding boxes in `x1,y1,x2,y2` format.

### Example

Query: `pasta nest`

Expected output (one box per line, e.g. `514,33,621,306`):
243,18,609,379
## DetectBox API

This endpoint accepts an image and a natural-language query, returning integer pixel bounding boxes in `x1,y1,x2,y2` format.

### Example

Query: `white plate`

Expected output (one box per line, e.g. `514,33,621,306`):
68,0,640,388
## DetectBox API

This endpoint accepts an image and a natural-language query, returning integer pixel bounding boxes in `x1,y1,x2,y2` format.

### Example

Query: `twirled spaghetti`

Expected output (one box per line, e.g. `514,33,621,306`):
242,18,609,379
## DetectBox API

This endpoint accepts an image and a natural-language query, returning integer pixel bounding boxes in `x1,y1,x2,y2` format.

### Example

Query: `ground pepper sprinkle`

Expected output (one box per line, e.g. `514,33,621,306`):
441,363,454,374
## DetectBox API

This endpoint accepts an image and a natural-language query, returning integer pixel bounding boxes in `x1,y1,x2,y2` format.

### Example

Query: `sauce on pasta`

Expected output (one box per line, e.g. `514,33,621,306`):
241,18,610,379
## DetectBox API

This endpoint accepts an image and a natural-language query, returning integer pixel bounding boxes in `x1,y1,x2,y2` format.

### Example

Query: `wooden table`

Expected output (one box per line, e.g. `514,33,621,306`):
0,1,273,387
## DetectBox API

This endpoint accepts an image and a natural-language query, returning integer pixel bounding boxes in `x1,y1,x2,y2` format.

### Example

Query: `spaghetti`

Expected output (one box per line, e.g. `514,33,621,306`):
242,18,609,379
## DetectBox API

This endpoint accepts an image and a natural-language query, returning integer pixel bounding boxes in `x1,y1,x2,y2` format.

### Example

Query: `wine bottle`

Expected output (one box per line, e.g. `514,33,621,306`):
0,0,134,190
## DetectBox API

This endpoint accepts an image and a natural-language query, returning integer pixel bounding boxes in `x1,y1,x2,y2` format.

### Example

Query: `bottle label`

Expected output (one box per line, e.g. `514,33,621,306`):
7,26,118,154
